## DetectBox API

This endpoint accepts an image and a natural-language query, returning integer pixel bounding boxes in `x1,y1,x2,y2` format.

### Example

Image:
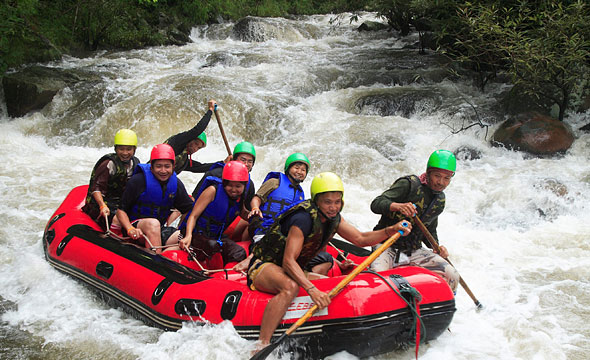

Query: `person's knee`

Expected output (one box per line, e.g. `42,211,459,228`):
139,219,160,234
284,278,300,297
448,267,460,292
311,262,332,276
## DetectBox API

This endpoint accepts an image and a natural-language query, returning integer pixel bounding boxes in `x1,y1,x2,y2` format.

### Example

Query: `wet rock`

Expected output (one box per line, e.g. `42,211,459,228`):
358,21,388,32
535,178,568,197
157,12,190,46
454,146,482,161
491,112,574,156
2,66,99,118
580,122,590,132
354,88,443,117
231,16,303,42
232,16,276,42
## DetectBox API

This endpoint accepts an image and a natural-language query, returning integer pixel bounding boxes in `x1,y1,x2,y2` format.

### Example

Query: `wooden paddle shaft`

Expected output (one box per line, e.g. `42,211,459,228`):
284,231,403,336
413,215,482,307
213,106,232,156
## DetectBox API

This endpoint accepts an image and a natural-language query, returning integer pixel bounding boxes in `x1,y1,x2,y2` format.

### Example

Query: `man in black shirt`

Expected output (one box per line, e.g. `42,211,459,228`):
164,99,230,174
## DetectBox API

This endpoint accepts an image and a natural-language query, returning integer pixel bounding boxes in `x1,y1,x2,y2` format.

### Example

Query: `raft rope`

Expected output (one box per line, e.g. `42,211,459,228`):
364,270,425,359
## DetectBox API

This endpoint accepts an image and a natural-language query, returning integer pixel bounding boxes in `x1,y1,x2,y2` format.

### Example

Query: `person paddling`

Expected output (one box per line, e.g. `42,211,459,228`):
164,99,231,175
82,129,140,230
248,172,411,352
370,149,460,293
116,144,193,253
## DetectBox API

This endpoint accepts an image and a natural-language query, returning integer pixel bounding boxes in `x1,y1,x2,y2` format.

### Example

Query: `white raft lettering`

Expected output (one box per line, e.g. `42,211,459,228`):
282,295,328,320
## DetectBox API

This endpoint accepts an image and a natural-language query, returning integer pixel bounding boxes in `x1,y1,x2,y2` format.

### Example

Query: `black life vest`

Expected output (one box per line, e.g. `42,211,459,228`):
83,153,139,218
388,175,446,254
251,200,340,269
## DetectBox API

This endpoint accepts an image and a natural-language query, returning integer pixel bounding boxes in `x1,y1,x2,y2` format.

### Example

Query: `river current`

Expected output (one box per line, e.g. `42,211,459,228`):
0,13,588,360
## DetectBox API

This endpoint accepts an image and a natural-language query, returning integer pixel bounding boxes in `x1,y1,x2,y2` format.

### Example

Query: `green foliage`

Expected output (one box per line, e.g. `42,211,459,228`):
501,1,590,121
437,2,508,91
0,1,63,74
440,0,590,120
0,0,379,77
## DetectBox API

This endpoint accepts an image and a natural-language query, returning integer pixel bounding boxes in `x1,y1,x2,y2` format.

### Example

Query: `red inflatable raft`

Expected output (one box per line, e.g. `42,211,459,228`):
43,186,455,358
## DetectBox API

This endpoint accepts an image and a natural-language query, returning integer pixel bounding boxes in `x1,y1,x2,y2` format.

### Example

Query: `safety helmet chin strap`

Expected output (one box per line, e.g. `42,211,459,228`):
287,173,303,185
316,205,339,223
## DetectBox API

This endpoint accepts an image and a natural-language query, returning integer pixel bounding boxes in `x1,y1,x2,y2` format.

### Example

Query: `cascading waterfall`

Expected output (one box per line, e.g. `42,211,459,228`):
0,12,588,360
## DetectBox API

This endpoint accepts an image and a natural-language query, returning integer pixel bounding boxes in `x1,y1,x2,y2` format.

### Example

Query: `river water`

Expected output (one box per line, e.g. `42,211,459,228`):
0,13,589,360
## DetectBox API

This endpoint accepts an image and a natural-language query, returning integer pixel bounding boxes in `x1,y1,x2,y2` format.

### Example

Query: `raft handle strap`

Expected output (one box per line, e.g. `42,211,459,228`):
363,270,425,359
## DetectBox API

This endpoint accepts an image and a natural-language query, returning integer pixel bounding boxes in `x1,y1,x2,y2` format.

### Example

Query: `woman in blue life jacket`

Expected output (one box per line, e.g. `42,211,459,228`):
175,161,249,266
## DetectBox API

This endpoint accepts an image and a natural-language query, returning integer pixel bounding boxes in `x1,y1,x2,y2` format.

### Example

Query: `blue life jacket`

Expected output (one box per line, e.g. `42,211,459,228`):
129,163,177,225
181,176,244,239
255,172,305,235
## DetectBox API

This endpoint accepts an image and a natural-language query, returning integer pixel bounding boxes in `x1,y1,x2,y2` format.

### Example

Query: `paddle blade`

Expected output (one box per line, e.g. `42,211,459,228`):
330,238,371,257
249,333,287,360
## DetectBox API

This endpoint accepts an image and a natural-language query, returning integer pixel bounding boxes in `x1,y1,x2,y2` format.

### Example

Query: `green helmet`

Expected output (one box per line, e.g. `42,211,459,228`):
310,172,344,201
233,141,256,160
284,152,310,173
427,149,456,172
197,132,207,146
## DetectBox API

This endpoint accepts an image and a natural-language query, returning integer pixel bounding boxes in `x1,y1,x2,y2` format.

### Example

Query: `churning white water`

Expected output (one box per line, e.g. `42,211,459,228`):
0,12,589,360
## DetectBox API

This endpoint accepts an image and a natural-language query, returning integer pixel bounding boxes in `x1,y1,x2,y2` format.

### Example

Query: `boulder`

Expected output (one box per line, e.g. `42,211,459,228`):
231,16,304,42
354,88,444,117
454,146,482,161
232,16,276,42
358,21,389,32
491,112,574,156
2,66,99,118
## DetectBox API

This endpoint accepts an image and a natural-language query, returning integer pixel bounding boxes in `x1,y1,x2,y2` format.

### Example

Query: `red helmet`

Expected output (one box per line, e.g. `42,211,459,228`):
150,144,175,163
222,161,249,182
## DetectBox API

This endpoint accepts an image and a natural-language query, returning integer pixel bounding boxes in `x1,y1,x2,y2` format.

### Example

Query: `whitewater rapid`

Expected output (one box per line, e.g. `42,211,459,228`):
0,12,588,360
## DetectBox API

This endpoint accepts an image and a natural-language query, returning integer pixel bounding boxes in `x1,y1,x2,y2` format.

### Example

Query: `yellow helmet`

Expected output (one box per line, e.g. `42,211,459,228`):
310,172,344,201
114,129,138,147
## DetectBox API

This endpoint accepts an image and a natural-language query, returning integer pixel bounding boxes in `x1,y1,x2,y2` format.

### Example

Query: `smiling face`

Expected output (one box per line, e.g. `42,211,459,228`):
427,168,453,192
287,162,308,183
315,191,343,220
223,180,246,200
115,145,136,163
234,153,254,172
151,159,174,182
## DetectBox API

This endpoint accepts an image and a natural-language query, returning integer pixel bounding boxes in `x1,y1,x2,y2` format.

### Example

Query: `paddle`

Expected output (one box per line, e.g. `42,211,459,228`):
328,238,371,257
412,215,483,310
250,224,408,360
213,104,232,156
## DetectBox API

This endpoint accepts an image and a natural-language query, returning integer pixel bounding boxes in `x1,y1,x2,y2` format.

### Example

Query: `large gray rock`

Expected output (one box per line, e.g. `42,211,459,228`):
2,65,101,118
358,21,389,32
232,16,303,42
3,66,77,117
491,112,575,156
354,88,444,117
